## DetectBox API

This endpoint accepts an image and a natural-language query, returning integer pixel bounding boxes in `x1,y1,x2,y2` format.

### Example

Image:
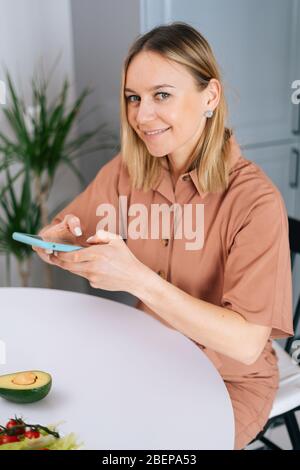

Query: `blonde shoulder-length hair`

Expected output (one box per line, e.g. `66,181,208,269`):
120,21,233,193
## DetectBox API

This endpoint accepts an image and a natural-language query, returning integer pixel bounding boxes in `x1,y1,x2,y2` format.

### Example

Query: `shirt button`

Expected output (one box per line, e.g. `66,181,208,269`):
161,238,169,247
182,174,191,181
157,270,166,280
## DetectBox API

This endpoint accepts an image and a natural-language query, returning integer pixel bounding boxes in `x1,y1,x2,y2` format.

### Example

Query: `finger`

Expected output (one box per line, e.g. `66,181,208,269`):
86,229,121,244
54,245,98,263
32,246,47,256
32,246,53,258
33,246,53,255
49,255,91,273
32,247,57,265
64,214,82,237
39,214,82,241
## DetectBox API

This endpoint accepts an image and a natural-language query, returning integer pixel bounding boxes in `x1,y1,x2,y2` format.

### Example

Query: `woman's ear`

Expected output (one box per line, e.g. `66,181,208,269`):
206,78,221,110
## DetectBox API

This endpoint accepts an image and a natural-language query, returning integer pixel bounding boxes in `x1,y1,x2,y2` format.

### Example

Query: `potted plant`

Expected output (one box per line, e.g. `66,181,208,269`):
0,68,118,287
0,166,40,287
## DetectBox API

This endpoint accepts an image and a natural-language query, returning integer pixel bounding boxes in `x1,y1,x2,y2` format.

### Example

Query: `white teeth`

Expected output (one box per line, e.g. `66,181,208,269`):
144,127,169,135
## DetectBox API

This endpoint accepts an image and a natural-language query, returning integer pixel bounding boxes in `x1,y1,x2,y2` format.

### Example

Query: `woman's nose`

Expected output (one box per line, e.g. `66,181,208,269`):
136,100,156,124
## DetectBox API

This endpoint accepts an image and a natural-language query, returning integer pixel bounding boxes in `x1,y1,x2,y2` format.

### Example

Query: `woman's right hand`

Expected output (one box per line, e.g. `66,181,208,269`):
32,214,83,265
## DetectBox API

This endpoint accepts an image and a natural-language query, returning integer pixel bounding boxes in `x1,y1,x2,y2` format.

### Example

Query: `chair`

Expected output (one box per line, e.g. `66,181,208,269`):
249,217,300,450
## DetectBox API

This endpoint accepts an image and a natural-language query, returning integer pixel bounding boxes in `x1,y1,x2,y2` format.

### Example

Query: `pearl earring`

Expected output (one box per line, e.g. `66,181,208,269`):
204,110,213,118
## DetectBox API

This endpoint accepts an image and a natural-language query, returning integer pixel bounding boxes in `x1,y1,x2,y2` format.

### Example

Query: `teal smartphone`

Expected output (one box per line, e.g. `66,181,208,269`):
12,232,82,252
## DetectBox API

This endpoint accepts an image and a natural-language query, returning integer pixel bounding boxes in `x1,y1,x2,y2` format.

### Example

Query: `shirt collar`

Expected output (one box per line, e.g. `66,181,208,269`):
153,134,243,201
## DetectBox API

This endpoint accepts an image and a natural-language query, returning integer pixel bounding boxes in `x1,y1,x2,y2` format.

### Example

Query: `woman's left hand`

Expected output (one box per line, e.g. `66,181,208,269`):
49,229,145,293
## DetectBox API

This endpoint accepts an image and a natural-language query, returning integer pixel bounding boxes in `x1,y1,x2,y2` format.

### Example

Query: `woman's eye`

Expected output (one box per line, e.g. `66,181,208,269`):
125,92,170,103
156,92,170,100
126,95,139,102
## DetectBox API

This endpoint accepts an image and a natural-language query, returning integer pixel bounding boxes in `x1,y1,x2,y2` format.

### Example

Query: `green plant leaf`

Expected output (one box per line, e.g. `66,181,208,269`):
0,61,117,267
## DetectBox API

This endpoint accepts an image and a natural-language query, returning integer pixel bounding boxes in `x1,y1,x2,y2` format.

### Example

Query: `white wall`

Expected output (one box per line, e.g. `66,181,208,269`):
0,0,141,302
0,0,85,292
70,0,140,179
69,0,141,306
0,0,75,115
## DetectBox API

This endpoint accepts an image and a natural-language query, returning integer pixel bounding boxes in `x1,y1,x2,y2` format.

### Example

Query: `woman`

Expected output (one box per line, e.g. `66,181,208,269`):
33,22,293,449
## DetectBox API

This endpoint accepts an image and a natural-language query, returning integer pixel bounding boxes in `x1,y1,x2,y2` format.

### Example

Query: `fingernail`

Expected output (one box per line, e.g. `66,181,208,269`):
86,236,93,242
74,227,82,236
54,251,58,256
45,249,53,254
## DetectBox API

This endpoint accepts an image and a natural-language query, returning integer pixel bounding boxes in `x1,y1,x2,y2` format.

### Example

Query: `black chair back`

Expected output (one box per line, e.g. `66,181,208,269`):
285,217,300,353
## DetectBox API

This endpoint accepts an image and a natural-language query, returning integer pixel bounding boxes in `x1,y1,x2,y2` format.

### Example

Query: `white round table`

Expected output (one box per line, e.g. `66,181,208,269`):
0,287,234,449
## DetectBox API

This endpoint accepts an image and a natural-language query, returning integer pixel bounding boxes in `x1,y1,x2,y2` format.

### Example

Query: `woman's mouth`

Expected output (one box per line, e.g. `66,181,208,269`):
143,127,171,138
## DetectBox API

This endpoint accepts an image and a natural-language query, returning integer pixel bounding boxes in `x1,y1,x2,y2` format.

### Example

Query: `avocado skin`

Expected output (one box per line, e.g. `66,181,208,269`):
0,380,52,403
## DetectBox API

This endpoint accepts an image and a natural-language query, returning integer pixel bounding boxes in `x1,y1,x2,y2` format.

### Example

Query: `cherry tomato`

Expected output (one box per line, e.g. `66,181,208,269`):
6,419,25,435
24,430,40,439
0,434,20,444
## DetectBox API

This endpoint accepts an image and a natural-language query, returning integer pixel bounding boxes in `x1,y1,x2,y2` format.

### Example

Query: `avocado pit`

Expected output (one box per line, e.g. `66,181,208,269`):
12,372,38,386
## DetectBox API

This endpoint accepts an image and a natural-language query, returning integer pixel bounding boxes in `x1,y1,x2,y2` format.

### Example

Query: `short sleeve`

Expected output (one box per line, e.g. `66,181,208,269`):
221,189,294,339
47,153,123,244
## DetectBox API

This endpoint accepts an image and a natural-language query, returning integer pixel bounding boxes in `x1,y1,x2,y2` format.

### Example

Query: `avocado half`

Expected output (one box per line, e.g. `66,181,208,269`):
0,371,52,403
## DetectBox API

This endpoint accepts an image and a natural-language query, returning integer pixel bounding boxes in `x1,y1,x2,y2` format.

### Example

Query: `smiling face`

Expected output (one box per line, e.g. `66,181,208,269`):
125,51,220,173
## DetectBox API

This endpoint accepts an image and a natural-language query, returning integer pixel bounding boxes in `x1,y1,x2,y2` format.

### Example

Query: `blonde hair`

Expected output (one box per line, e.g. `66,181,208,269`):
120,21,233,193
